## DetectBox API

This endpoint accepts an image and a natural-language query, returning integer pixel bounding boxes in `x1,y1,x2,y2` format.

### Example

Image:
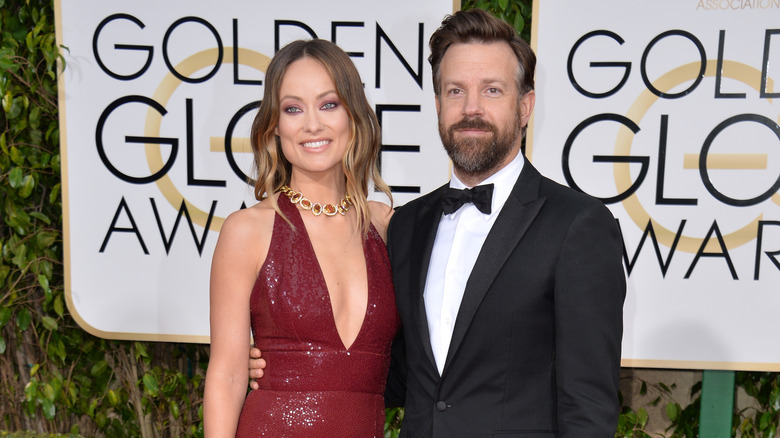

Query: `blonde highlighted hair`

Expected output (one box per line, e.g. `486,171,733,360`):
250,39,391,234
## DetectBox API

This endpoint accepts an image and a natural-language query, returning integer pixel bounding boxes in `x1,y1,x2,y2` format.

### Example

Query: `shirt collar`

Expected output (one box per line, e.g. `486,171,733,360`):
449,151,525,217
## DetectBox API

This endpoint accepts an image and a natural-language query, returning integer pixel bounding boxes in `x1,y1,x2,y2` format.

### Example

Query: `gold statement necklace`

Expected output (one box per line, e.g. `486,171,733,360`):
280,185,352,217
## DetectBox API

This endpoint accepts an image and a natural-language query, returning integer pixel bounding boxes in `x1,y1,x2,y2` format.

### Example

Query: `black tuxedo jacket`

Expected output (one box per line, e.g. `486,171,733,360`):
385,159,626,438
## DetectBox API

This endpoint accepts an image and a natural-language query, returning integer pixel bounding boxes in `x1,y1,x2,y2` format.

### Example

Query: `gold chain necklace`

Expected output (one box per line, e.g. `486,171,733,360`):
279,185,352,217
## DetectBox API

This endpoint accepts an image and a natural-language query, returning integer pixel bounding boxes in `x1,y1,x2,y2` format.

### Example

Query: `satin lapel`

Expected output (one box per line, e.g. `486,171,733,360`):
410,185,447,371
442,162,546,374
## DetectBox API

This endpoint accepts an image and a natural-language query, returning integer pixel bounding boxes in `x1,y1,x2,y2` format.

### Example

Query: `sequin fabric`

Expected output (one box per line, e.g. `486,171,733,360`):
235,195,399,437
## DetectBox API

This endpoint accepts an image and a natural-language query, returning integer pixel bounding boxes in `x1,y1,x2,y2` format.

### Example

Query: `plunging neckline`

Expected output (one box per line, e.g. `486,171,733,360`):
286,197,370,351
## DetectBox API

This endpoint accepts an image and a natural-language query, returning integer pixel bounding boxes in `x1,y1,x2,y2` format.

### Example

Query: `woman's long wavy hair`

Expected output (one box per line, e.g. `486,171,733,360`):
250,39,391,234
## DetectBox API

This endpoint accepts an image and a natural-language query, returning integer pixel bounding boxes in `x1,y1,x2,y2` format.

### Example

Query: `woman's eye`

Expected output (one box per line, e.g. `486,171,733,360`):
283,106,301,114
321,102,338,110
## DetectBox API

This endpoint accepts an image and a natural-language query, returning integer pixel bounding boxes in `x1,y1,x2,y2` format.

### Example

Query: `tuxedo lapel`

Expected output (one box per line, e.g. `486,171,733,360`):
409,185,448,371
442,161,546,374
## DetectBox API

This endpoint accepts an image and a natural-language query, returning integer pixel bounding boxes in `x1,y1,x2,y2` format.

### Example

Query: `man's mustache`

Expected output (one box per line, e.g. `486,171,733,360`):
449,117,497,133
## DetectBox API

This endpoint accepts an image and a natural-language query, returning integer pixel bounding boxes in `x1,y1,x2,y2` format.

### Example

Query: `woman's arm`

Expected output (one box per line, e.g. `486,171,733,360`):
204,208,271,437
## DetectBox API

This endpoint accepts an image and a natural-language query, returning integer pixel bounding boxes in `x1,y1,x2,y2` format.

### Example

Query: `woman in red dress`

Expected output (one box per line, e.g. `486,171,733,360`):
203,39,399,437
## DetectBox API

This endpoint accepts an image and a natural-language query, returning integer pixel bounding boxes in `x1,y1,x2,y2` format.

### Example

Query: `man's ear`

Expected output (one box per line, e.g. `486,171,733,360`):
434,94,441,115
519,90,535,128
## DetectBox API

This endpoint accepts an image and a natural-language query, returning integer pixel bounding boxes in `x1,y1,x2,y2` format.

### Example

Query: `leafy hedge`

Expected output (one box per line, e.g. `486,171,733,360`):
1,1,206,436
1,0,777,437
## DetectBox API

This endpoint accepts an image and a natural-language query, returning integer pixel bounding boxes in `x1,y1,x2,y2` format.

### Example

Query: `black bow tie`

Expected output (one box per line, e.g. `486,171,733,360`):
441,184,494,215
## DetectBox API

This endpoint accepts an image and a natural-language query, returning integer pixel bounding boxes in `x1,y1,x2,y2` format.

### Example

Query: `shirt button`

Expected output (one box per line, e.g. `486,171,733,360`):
444,316,452,325
436,400,448,412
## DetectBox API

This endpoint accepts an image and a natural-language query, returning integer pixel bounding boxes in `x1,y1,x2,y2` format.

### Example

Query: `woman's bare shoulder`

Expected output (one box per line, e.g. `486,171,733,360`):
216,200,277,265
221,200,275,235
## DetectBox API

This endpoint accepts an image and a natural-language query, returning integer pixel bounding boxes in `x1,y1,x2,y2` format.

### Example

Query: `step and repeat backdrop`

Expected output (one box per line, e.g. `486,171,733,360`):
57,0,780,371
56,0,454,342
531,0,780,370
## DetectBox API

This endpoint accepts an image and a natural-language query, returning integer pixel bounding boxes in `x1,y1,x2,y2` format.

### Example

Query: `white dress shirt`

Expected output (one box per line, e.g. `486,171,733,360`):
424,152,525,374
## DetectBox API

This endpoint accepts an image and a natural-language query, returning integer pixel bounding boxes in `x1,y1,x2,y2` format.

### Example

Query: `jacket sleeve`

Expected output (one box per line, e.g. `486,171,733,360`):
553,202,626,437
384,212,408,408
384,329,407,408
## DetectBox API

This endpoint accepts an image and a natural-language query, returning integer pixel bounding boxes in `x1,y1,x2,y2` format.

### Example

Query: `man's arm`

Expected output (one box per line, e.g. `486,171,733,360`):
384,330,407,407
383,210,407,408
554,202,626,437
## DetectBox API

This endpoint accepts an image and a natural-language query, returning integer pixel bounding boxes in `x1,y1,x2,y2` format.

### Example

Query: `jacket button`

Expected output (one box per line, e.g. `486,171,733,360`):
435,401,447,412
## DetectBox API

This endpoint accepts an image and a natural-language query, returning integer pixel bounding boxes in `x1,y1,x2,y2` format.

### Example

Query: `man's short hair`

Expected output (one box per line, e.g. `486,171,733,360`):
428,9,536,97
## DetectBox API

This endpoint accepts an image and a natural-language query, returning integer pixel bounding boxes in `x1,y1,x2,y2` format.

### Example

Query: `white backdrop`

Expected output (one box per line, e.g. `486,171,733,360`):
57,0,780,370
56,0,455,342
531,0,780,370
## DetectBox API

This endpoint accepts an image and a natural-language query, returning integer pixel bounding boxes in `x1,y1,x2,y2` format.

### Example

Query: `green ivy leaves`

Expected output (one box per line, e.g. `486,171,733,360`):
735,372,780,437
463,0,532,41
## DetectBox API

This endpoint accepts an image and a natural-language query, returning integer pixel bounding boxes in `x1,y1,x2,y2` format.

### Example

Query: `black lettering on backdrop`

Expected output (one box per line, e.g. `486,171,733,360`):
375,23,424,89
567,27,780,281
570,28,779,100
567,30,631,99
699,114,780,206
101,197,246,255
684,220,737,279
93,14,153,81
274,20,317,52
91,14,437,256
715,30,745,99
641,30,706,99
760,29,780,98
656,115,697,205
100,197,149,254
376,104,421,194
331,21,365,58
185,99,225,187
96,95,179,184
162,16,223,83
618,218,780,280
562,113,647,204
754,221,780,280
618,218,686,277
224,100,261,184
233,19,263,85
150,198,217,255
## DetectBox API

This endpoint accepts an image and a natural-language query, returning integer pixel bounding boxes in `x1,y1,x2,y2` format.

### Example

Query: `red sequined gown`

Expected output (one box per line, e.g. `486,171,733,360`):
235,195,399,437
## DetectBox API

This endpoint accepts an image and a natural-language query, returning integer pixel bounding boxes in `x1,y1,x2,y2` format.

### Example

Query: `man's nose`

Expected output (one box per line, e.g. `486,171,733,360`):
462,93,484,117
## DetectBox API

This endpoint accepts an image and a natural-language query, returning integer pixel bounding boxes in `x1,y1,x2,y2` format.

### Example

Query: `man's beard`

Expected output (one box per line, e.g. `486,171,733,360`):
439,113,522,179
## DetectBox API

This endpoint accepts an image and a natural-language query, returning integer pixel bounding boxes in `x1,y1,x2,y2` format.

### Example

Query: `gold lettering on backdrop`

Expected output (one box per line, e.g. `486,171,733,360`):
144,47,271,230
615,60,776,253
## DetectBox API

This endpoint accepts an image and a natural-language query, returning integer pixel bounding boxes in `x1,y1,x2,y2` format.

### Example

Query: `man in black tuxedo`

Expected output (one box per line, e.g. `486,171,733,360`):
249,9,625,437
381,9,625,437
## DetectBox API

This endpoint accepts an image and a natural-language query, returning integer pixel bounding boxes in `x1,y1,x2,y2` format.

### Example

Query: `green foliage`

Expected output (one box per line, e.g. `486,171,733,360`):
1,0,68,432
463,0,533,41
616,380,654,438
0,433,82,438
616,405,652,438
1,1,207,436
661,381,702,438
384,407,403,438
735,372,780,438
